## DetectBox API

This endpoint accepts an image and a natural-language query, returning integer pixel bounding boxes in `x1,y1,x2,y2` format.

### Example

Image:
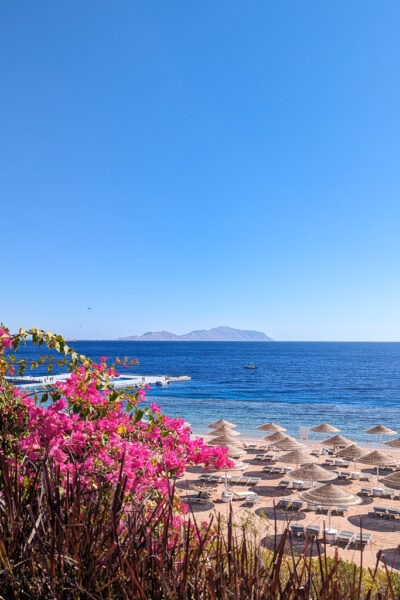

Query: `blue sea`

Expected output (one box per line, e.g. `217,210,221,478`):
11,341,400,446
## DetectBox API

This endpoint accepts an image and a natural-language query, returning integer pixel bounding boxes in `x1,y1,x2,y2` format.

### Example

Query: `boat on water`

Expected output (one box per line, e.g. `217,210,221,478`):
244,364,257,370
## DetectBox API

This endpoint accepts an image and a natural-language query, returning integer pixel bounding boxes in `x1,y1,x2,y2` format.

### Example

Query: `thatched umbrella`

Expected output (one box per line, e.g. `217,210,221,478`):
263,431,289,445
365,424,396,447
358,449,395,486
289,463,337,487
207,419,236,429
384,437,400,449
209,425,241,437
300,483,361,529
336,443,368,471
280,449,315,469
380,471,400,489
311,423,340,434
208,435,243,449
321,434,353,451
273,436,305,452
256,422,286,432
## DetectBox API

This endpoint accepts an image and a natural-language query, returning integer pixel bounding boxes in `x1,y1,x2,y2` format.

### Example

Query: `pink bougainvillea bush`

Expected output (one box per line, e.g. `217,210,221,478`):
0,324,231,505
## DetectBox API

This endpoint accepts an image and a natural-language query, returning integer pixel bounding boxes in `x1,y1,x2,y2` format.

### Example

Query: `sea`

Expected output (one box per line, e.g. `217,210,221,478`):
10,341,400,447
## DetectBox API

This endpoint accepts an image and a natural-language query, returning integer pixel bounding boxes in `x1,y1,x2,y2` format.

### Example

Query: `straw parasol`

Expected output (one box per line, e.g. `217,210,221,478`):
256,422,286,432
336,443,368,471
289,463,337,486
321,434,353,450
311,423,340,434
365,424,396,447
358,449,395,486
384,437,400,449
300,483,361,529
209,425,241,437
273,436,305,452
208,435,243,448
263,431,289,444
207,419,236,429
380,471,400,489
280,449,316,469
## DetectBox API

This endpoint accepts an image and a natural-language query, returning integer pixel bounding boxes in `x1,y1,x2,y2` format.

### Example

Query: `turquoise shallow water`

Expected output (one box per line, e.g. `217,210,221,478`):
12,341,400,445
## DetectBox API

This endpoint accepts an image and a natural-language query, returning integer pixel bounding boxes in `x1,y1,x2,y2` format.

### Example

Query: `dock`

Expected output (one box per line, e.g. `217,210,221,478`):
6,373,191,391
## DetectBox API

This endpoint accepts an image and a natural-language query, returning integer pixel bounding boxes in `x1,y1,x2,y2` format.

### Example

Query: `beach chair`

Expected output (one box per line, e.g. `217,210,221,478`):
337,471,351,480
323,458,334,467
305,525,321,539
360,487,373,496
336,530,356,546
245,494,261,506
247,476,261,485
262,465,273,474
317,505,330,515
352,532,372,548
373,506,387,518
276,499,290,511
181,495,214,507
382,488,396,499
289,524,305,538
292,480,304,490
231,489,257,501
333,506,348,516
359,473,371,482
278,479,291,489
290,500,304,512
386,508,400,519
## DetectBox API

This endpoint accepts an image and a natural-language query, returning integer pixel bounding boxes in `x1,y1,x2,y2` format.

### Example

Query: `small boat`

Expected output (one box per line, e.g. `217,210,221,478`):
244,364,257,370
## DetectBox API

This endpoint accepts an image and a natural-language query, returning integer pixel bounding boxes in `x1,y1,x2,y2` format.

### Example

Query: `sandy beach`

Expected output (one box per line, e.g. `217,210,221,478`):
177,434,400,573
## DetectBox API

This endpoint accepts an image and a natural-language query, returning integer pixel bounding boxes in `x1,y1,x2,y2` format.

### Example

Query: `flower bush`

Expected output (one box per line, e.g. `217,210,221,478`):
0,324,232,505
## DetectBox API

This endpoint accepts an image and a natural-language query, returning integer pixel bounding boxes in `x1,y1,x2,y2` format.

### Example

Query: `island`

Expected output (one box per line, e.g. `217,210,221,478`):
119,326,273,342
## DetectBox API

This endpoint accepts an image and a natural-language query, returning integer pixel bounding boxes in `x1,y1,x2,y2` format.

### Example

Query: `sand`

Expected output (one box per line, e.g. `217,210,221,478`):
177,437,400,573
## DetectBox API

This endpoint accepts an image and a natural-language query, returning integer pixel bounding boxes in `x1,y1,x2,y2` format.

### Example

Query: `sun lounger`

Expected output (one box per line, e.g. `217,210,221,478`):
305,525,321,539
332,506,348,516
292,480,304,490
278,480,291,489
255,453,276,462
336,530,356,546
338,471,351,480
334,459,350,468
181,495,214,506
229,476,245,485
231,489,257,501
382,488,396,499
289,524,305,538
373,506,387,518
317,505,330,514
360,487,373,496
352,532,372,547
246,476,261,485
245,494,262,506
244,442,257,450
359,473,371,482
323,459,334,466
386,508,400,519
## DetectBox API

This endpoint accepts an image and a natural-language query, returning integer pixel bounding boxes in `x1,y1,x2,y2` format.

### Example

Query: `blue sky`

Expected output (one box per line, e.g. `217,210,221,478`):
1,2,400,341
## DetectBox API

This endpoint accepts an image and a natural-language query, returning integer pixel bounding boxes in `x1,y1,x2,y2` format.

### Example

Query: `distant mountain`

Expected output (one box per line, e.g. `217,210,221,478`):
119,326,273,342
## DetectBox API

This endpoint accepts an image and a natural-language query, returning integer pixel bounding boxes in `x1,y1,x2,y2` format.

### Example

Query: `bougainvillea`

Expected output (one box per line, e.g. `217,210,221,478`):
0,324,232,508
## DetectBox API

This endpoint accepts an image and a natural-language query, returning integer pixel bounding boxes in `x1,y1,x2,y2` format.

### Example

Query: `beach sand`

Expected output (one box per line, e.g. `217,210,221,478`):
177,436,400,573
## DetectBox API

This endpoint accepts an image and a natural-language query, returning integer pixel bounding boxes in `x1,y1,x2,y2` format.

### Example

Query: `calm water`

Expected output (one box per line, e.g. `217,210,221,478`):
12,341,400,445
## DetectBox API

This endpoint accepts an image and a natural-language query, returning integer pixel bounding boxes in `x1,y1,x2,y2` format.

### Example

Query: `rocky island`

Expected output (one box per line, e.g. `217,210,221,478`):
119,326,273,342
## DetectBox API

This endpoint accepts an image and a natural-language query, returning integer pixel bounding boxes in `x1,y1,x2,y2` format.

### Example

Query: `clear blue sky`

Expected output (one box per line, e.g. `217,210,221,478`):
1,2,400,341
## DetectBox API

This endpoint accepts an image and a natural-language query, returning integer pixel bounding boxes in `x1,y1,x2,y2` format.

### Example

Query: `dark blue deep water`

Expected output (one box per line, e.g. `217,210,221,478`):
12,341,400,445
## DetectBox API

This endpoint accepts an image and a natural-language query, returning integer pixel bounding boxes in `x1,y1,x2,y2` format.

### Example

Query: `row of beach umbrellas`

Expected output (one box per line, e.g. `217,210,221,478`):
204,419,400,522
